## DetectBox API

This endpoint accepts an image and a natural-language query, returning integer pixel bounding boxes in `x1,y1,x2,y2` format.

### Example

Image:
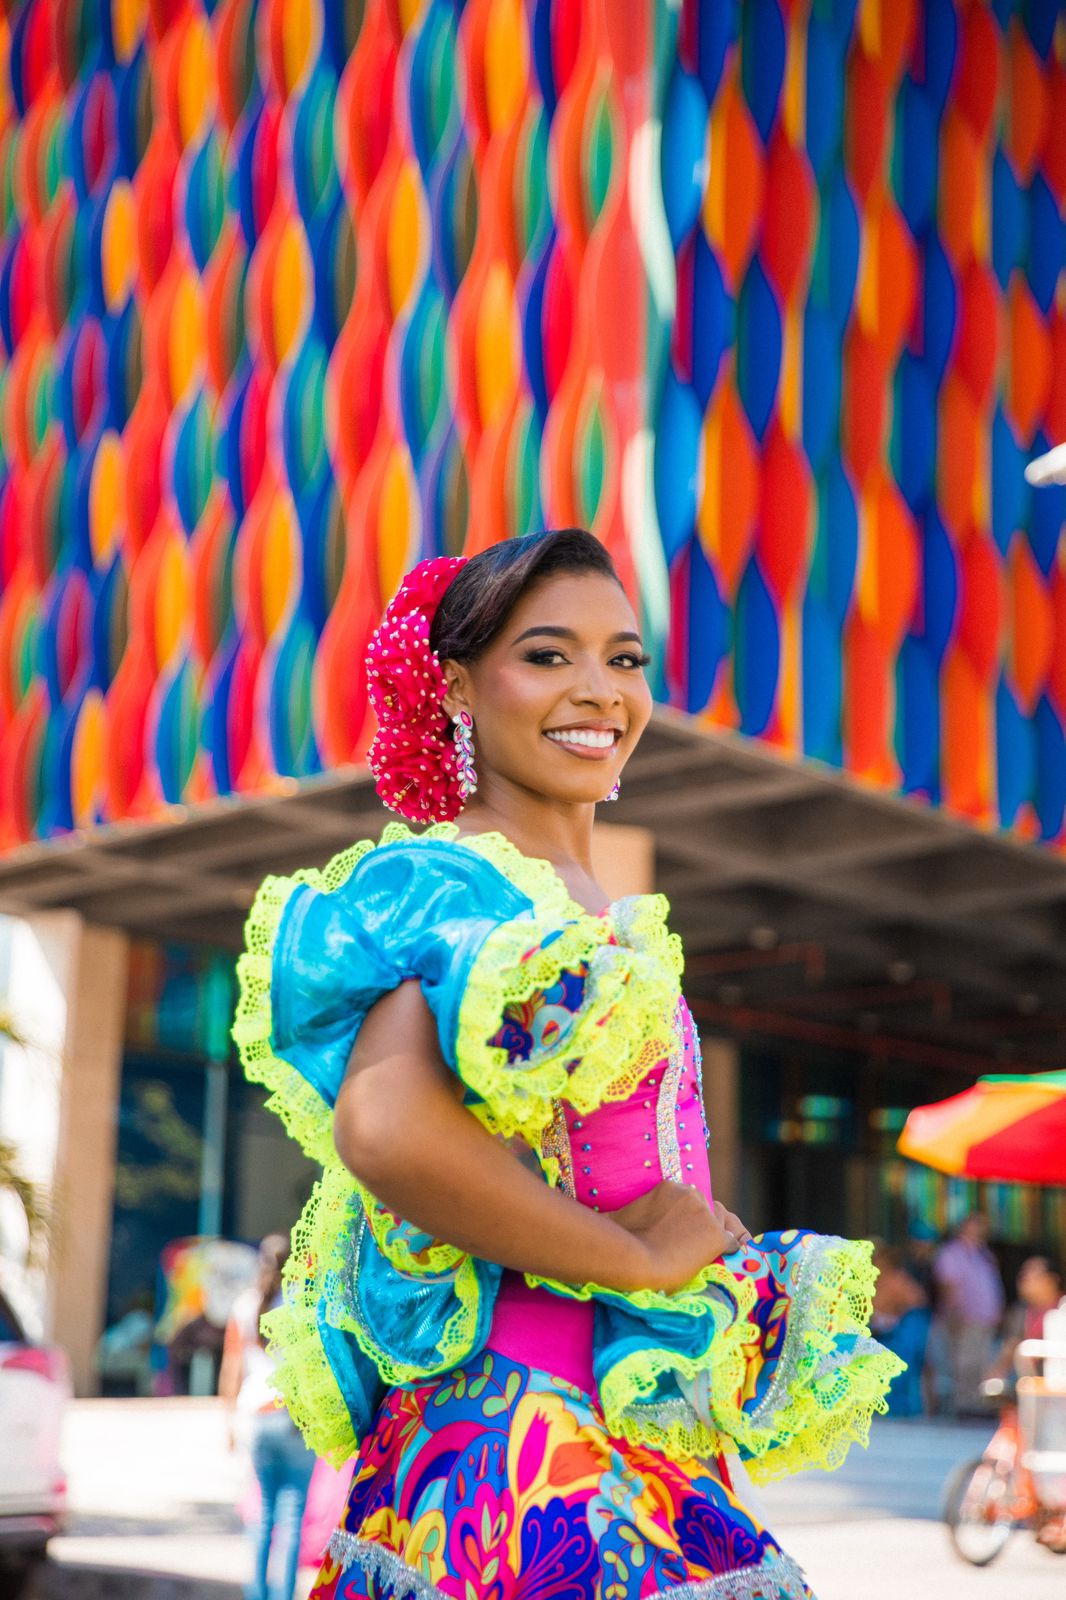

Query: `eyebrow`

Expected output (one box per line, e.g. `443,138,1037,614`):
511,625,644,646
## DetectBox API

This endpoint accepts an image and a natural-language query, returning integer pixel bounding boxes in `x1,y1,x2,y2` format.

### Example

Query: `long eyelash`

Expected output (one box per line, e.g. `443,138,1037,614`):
524,648,651,668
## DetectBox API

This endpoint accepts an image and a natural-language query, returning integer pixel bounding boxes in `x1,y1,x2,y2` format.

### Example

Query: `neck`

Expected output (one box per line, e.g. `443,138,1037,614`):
458,782,597,874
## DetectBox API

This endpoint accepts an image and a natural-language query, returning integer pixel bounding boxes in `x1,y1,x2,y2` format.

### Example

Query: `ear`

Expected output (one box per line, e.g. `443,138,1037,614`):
440,660,473,722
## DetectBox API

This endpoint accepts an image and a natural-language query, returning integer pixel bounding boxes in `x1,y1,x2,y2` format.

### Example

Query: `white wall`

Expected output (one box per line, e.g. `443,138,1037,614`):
0,911,128,1391
0,912,71,1336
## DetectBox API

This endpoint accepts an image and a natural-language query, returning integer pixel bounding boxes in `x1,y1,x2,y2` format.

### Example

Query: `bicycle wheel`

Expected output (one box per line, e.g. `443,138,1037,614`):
943,1456,1015,1566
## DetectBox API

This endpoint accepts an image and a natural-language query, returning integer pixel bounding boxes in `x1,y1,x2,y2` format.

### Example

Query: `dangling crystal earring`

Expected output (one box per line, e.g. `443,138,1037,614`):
452,710,477,800
605,779,620,802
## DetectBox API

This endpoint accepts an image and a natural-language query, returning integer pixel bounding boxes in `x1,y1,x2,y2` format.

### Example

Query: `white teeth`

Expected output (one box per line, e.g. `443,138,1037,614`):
545,729,616,749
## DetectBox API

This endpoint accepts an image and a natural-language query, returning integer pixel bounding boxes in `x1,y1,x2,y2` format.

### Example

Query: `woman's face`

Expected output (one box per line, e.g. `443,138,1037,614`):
1018,1257,1061,1308
444,570,653,806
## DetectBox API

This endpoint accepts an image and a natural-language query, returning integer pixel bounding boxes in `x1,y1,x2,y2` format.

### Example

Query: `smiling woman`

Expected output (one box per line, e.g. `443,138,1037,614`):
234,529,901,1600
430,535,652,870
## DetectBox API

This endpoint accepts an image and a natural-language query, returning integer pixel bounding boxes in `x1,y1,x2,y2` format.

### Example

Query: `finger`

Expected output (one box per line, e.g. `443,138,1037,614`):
724,1209,754,1243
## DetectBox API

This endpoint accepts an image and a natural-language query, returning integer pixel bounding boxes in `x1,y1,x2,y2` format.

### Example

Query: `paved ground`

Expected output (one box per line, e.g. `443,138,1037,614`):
31,1400,251,1598
25,1401,1066,1598
756,1418,1064,1600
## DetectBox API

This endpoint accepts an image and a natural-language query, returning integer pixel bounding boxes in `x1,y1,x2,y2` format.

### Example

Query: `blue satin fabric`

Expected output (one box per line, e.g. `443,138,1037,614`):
259,837,896,1474
351,1211,503,1373
270,839,532,1109
268,841,525,1424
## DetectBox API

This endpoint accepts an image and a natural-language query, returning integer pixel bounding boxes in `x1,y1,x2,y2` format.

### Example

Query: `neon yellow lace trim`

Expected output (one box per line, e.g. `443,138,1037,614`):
232,818,680,1158
345,1196,486,1391
735,1238,906,1484
231,821,458,1163
262,1156,490,1463
260,1157,362,1465
583,1237,905,1481
234,819,690,1455
360,1192,468,1275
456,903,683,1145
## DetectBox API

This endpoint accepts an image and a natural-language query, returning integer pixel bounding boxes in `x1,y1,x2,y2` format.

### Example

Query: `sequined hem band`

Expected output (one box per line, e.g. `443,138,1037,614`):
327,1532,446,1599
649,1548,811,1599
325,1531,810,1600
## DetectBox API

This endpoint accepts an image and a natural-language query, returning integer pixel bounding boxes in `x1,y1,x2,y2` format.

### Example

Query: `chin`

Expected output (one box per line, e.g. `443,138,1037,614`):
570,781,619,806
526,777,611,806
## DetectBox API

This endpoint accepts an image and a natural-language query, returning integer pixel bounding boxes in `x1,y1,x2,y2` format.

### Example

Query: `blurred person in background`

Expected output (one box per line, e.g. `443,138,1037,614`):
987,1254,1063,1389
870,1244,931,1417
220,1234,315,1600
901,1219,939,1297
932,1214,1005,1415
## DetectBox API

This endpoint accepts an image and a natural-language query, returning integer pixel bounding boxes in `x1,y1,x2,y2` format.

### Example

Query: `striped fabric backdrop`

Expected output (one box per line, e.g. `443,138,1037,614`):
0,0,1062,847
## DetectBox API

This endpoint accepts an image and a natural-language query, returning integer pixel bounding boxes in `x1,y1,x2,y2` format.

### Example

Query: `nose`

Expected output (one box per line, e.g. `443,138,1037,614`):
573,658,623,707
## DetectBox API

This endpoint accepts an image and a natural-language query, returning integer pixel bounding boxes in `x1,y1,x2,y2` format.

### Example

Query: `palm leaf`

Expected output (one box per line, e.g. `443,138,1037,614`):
0,1011,28,1048
0,1005,48,1253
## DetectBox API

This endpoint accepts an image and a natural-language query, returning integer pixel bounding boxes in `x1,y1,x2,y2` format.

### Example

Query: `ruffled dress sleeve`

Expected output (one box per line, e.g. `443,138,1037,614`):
232,823,534,1462
232,822,683,1464
235,821,901,1480
233,824,533,1163
532,1232,905,1485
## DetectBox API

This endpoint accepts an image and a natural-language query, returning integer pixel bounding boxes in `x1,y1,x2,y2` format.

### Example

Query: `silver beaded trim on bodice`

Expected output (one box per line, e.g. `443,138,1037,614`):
539,999,693,1198
657,1013,687,1182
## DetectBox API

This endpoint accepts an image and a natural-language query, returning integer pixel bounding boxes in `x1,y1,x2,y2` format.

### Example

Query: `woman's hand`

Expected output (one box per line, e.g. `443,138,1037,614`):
712,1200,753,1250
337,983,758,1299
607,1182,749,1294
336,983,734,1296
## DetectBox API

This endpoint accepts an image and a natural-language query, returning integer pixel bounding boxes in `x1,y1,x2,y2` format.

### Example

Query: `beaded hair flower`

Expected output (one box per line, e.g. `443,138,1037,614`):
365,555,469,823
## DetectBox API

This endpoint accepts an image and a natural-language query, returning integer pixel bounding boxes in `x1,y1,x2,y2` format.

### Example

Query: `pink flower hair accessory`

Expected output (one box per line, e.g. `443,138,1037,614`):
365,555,469,823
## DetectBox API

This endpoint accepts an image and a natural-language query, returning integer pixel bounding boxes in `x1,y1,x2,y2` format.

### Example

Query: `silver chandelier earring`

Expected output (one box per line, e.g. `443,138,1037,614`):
605,779,620,801
452,710,477,800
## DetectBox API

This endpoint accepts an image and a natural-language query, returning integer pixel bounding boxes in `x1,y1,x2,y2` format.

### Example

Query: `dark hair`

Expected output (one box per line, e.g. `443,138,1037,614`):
256,1233,289,1345
430,529,620,665
1020,1253,1062,1284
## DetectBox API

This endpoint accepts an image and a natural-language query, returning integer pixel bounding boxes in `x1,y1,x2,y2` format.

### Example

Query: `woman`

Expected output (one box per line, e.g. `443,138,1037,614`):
987,1254,1063,1388
234,529,903,1599
220,1234,316,1600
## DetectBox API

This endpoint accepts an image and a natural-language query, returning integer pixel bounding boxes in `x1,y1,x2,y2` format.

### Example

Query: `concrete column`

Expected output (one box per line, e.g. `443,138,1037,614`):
590,821,655,897
700,1034,740,1209
0,912,128,1394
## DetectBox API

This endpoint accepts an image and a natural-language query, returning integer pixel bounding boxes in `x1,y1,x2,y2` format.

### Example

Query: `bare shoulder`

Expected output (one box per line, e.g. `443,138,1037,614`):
356,978,437,1057
342,980,459,1103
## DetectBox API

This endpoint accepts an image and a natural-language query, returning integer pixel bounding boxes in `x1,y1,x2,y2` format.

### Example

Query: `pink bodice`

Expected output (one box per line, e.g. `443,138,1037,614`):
542,997,713,1210
488,998,712,1388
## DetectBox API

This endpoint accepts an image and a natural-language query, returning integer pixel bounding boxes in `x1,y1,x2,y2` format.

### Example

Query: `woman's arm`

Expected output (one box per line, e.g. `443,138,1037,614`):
217,1316,243,1450
334,980,736,1295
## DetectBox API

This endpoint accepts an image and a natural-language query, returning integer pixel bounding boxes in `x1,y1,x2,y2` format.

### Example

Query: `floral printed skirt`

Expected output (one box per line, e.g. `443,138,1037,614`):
309,1350,813,1600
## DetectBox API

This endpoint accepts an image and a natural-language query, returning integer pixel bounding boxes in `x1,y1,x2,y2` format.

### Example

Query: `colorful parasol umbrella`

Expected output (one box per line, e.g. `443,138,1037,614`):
897,1070,1066,1186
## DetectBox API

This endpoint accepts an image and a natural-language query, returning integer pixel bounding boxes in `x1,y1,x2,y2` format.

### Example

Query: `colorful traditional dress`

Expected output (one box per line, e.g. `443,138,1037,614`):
234,822,903,1599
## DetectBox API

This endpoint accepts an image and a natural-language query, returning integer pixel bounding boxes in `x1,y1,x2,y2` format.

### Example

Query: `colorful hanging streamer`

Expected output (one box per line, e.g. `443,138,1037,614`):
0,1,1063,852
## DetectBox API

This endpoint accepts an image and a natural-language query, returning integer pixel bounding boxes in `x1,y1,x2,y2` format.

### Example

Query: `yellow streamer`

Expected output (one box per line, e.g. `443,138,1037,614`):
89,431,125,566
155,534,190,668
485,0,528,132
101,182,135,313
387,162,424,317
476,262,518,429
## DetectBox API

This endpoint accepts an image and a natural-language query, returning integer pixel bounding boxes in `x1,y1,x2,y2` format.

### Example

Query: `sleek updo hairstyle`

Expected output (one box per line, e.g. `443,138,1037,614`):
430,529,621,667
